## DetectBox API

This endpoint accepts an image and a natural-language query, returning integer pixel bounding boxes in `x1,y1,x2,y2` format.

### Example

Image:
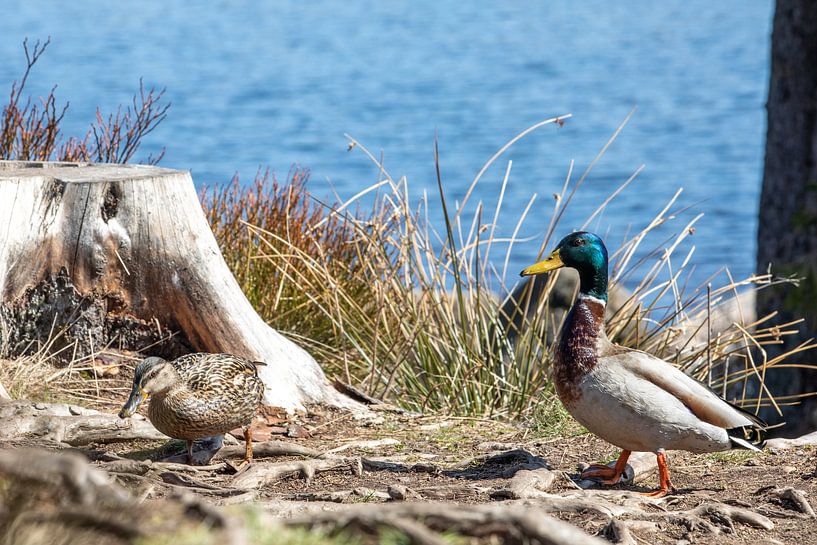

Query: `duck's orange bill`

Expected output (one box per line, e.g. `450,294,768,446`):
520,249,564,276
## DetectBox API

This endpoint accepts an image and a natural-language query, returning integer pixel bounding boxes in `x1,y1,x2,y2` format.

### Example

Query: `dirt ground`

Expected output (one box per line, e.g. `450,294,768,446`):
19,403,807,545
0,357,814,545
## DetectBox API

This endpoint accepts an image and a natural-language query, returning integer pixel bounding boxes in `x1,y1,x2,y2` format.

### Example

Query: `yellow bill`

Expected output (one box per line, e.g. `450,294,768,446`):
520,249,564,276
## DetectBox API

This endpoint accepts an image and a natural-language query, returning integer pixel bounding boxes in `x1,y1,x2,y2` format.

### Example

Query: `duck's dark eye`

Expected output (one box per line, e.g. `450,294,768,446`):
573,238,585,247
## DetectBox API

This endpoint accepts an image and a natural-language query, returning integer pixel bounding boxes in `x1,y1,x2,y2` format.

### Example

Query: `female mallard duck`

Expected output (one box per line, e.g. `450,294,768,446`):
521,232,765,497
119,353,265,464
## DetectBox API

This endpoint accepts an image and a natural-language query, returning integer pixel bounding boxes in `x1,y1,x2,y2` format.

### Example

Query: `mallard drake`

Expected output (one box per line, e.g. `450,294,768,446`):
119,353,265,464
521,232,765,497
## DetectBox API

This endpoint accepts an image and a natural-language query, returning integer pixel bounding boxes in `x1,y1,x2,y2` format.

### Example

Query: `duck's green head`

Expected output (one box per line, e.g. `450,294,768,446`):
520,231,609,301
118,357,179,418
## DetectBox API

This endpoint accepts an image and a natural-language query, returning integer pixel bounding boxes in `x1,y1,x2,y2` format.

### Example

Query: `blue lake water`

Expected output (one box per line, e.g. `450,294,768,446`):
0,2,773,295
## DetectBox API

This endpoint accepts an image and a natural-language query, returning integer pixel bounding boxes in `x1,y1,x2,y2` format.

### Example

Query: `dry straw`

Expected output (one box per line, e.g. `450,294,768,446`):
202,113,815,419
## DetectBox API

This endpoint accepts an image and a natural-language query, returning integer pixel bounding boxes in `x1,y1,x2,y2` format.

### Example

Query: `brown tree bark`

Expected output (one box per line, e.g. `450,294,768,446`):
756,0,817,432
0,161,355,412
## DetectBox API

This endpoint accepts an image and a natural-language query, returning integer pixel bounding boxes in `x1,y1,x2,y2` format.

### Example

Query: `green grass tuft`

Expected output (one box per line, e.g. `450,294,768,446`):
528,389,587,439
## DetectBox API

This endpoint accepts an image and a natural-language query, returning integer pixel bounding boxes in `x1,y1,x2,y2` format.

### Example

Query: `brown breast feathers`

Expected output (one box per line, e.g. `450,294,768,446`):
554,295,606,405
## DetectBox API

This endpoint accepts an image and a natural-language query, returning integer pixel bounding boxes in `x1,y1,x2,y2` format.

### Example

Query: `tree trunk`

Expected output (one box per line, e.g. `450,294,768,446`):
756,0,817,432
0,160,355,412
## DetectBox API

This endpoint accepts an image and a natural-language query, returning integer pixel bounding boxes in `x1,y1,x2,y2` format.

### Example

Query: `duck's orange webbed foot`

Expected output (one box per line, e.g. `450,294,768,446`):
640,450,675,497
580,450,631,485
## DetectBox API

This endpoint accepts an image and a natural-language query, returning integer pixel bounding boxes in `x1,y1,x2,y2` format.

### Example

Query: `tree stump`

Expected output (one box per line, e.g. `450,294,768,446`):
0,160,353,411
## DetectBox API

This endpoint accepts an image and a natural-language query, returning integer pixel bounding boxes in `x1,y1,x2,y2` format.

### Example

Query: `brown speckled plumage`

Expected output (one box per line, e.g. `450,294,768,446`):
130,353,264,441
120,353,265,463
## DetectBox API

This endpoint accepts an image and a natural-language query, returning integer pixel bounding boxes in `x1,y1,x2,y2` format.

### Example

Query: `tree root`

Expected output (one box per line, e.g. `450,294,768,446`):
664,502,774,532
231,457,363,488
604,519,658,545
491,468,557,499
285,487,392,503
159,470,227,491
0,400,165,446
212,440,327,461
765,431,817,450
91,451,228,474
95,437,365,494
286,502,607,545
155,438,326,465
766,486,816,518
326,438,401,454
516,491,774,534
363,457,442,474
0,448,131,506
112,468,258,506
0,445,788,545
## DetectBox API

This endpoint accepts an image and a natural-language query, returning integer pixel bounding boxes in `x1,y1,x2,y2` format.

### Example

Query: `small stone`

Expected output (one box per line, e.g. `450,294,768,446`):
33,402,46,410
221,434,239,446
388,484,407,500
782,465,798,474
286,424,310,439
675,540,691,545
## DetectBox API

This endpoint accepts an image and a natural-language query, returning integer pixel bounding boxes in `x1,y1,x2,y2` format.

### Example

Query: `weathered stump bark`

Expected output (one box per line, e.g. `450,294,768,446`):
0,161,353,411
756,0,817,432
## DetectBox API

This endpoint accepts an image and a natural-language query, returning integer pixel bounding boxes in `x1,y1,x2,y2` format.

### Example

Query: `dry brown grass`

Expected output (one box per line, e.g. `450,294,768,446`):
200,168,380,356
0,353,135,412
0,318,140,411
196,113,817,419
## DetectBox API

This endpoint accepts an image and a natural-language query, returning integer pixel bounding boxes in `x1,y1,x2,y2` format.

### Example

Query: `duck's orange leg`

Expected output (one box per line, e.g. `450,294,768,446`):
641,449,674,497
243,427,254,464
580,449,631,485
